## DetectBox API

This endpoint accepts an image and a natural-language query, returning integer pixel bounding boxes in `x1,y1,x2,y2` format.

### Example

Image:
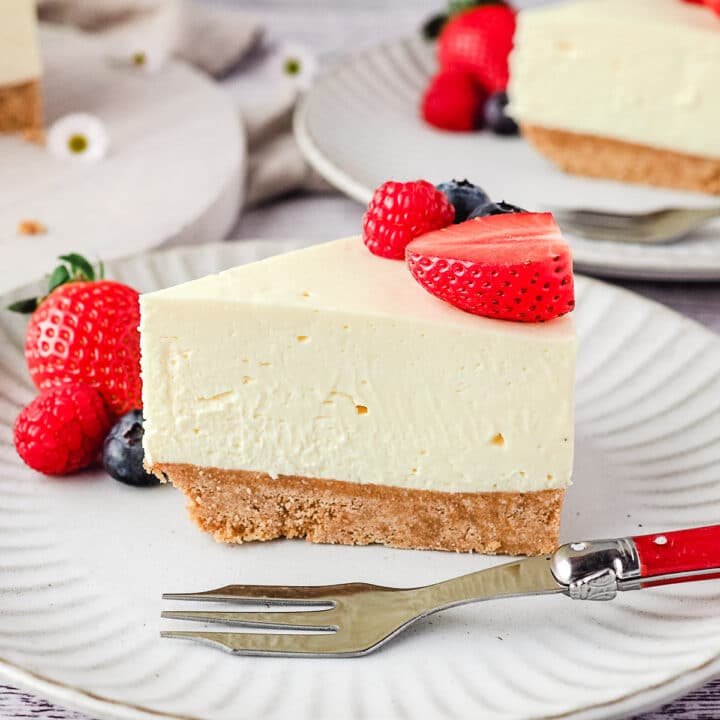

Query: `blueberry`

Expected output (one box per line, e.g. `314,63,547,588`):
436,179,491,223
467,201,528,219
421,13,447,40
103,410,159,487
484,91,519,136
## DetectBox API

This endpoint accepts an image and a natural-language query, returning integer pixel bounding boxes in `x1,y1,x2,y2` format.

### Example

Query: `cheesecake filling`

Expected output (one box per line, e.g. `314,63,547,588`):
141,239,576,495
508,0,720,160
0,0,42,86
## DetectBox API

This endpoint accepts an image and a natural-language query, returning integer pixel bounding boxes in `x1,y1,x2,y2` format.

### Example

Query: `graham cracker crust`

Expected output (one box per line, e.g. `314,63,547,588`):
522,124,720,195
0,79,42,134
156,463,564,555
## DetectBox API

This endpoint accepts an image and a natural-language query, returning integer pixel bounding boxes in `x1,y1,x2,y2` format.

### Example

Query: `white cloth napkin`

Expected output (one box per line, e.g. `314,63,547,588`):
241,84,329,206
37,0,327,208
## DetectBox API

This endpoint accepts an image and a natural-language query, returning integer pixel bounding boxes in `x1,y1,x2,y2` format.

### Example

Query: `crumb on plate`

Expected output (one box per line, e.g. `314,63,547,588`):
18,219,47,236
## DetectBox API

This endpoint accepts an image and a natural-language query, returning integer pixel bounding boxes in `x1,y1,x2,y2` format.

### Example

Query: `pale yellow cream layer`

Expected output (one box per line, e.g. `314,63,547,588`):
140,237,576,493
509,0,720,159
0,0,42,86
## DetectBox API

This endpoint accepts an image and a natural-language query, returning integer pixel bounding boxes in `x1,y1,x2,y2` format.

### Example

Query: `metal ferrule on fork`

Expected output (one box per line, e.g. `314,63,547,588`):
550,537,641,601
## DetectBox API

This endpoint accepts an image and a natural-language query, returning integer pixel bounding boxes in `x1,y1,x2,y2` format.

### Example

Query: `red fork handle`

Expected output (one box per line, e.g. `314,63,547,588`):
633,525,720,588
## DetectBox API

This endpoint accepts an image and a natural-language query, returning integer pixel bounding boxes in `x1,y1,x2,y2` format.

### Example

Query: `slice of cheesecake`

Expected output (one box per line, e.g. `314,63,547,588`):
140,237,576,555
508,0,720,194
0,0,42,135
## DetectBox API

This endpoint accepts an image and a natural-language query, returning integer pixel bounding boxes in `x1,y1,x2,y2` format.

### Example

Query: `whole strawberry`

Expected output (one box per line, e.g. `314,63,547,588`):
14,383,112,475
421,69,486,132
9,254,141,416
363,180,455,259
438,4,516,93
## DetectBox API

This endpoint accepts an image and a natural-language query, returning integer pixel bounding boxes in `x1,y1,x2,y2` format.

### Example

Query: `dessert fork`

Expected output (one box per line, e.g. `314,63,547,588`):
552,205,720,244
161,524,720,658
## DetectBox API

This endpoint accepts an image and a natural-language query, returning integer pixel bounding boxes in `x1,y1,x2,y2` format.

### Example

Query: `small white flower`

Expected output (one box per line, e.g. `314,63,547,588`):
130,47,165,73
109,47,166,74
272,43,318,92
47,113,109,164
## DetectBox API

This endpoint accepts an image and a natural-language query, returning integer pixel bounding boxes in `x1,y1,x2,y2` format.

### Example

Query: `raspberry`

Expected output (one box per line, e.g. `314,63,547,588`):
14,384,112,475
362,180,455,259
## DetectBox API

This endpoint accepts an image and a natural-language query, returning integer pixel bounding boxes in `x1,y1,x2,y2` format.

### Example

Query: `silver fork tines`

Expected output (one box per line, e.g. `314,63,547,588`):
552,206,720,245
160,557,566,657
161,609,338,632
160,631,356,657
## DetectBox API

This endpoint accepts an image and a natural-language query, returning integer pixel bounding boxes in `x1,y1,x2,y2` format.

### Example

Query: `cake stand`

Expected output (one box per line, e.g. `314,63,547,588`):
0,26,243,294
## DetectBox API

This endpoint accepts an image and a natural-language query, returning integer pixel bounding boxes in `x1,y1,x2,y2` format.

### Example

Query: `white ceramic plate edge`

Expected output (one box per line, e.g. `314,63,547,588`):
1,634,719,720
293,94,372,206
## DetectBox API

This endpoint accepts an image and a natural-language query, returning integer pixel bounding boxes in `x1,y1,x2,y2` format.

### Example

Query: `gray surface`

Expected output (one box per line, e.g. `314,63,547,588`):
3,0,719,718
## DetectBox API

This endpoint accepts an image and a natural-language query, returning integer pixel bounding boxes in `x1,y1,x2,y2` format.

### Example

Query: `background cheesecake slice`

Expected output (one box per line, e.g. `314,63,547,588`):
509,0,720,195
0,0,43,134
140,237,577,555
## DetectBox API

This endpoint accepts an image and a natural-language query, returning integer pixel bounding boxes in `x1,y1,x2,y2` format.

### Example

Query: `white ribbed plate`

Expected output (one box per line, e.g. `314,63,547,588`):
1,240,720,720
294,35,720,281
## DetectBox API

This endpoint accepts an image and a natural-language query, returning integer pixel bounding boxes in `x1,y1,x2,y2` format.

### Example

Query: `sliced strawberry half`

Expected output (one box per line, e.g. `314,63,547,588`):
704,0,720,17
405,212,575,323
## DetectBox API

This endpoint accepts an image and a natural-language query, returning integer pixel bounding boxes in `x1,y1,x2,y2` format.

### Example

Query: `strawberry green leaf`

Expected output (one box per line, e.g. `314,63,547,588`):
5,252,105,317
97,260,105,280
425,1,507,43
7,297,40,314
48,265,71,293
448,0,507,13
58,253,95,282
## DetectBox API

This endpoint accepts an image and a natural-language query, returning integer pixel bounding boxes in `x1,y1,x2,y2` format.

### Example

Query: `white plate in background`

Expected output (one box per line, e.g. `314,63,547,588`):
295,35,720,281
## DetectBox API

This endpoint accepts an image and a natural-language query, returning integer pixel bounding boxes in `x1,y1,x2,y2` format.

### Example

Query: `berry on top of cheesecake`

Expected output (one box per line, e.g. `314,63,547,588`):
406,211,574,322
363,177,575,323
435,179,490,222
362,180,454,259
